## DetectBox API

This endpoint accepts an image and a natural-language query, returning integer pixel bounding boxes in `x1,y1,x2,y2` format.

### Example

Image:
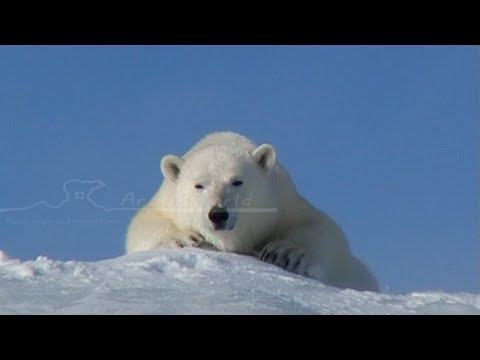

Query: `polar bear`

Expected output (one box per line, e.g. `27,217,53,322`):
126,132,379,292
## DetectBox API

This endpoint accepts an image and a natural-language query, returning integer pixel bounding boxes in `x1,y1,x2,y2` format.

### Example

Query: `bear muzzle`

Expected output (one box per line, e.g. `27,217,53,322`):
208,206,233,231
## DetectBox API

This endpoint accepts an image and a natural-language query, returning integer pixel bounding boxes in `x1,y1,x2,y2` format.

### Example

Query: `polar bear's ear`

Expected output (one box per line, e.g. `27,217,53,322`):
253,144,276,171
161,155,184,182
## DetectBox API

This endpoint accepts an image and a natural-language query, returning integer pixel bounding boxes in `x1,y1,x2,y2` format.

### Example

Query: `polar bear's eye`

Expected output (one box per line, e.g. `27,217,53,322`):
232,180,243,187
195,184,204,190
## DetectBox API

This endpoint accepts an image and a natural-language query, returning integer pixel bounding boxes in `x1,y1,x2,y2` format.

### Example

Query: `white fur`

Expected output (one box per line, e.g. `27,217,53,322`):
126,132,379,292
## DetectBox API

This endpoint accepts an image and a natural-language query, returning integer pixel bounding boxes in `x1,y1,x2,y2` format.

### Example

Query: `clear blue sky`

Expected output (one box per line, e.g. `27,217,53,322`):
0,45,477,294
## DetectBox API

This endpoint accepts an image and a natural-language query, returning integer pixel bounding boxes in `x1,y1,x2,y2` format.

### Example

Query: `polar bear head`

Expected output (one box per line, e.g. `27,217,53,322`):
160,143,280,253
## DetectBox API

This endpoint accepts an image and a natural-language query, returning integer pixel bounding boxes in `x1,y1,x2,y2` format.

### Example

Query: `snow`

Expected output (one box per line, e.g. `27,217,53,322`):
1,249,479,315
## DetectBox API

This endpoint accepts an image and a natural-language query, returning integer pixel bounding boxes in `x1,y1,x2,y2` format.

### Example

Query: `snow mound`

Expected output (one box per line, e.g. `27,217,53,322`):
0,249,479,314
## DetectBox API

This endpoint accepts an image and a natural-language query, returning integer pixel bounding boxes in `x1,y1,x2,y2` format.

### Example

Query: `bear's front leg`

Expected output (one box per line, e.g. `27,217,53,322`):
260,241,308,276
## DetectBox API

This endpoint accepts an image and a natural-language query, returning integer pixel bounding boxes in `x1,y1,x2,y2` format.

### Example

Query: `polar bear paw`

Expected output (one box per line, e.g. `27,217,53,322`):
260,242,308,275
173,232,217,250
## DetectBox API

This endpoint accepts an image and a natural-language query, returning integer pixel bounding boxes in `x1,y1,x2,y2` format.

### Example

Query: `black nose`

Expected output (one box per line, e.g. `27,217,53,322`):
208,206,229,225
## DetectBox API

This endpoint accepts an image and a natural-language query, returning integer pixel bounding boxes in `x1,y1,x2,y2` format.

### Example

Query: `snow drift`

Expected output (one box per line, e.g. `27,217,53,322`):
0,249,478,315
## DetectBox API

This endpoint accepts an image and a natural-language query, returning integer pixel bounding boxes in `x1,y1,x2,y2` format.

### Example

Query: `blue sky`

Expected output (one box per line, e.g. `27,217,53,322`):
0,45,477,294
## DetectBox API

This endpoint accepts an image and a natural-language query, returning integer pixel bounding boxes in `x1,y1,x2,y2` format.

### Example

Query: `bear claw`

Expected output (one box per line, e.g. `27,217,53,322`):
260,243,306,275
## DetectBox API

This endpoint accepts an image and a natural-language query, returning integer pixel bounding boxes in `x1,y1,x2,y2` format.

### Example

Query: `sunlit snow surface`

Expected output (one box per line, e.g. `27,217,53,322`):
0,249,479,315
